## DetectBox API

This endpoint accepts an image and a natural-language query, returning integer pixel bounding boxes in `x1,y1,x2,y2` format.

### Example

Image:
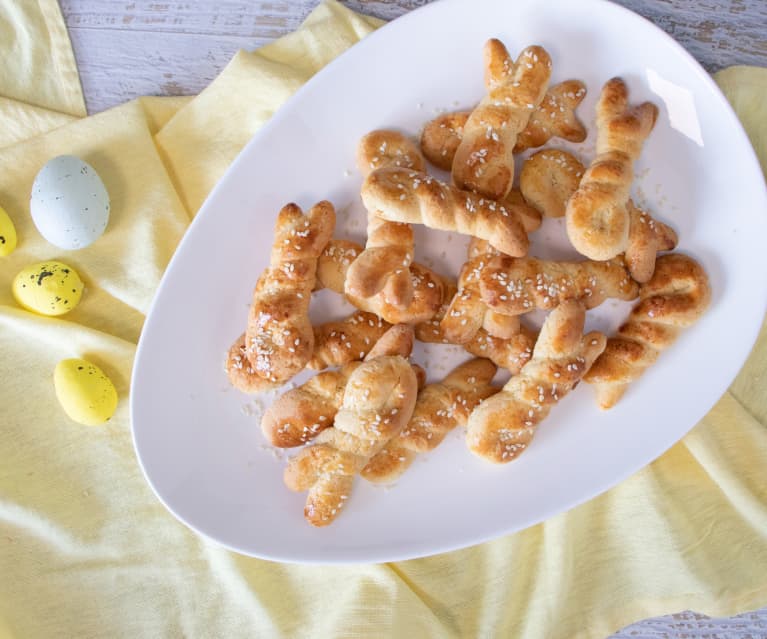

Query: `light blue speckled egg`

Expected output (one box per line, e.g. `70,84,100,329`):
30,155,110,250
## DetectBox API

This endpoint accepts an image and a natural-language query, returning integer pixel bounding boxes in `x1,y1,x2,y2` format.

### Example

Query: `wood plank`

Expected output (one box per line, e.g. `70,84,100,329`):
67,27,277,112
59,0,314,37
62,0,767,113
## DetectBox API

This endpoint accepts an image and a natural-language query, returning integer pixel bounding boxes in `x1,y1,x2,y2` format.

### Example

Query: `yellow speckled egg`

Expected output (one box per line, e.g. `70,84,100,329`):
0,204,17,256
54,359,118,426
12,261,84,316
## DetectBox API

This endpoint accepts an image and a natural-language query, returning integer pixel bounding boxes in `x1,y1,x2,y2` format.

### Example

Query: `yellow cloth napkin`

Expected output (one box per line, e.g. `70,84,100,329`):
1,3,766,638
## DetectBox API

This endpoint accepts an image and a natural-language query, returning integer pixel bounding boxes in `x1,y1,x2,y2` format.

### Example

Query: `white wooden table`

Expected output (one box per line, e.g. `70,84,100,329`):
59,2,767,637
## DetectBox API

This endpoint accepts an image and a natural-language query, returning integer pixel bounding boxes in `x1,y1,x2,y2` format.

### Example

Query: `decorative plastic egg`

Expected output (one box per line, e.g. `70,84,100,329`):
30,155,110,250
0,204,17,256
12,260,84,316
54,358,118,426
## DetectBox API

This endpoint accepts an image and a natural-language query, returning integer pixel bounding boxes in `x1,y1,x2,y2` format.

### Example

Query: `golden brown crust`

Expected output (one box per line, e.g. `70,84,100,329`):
362,167,530,257
284,325,420,526
420,81,586,172
261,362,360,447
441,252,522,344
466,301,606,463
625,201,678,283
516,79,588,151
434,239,526,344
520,149,585,218
308,311,390,370
565,78,659,260
356,129,426,177
584,253,710,409
349,130,427,308
421,111,470,171
316,239,444,325
225,333,278,394
503,189,543,233
518,145,676,280
362,359,498,483
415,275,537,374
452,42,552,199
227,201,335,392
479,254,639,316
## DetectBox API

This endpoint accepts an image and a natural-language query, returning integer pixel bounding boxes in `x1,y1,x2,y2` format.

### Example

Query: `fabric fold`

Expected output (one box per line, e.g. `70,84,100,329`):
0,2,766,639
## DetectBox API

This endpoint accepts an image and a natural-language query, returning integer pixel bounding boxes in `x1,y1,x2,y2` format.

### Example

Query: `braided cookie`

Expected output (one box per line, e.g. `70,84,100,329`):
565,78,658,260
504,188,544,233
466,300,606,463
420,80,586,171
625,201,678,284
263,359,425,450
225,334,266,394
518,150,677,281
362,167,530,256
520,149,585,218
452,41,552,199
284,325,419,526
467,239,524,340
584,253,710,409
226,201,335,393
362,359,498,483
346,131,426,307
480,254,638,316
415,275,536,374
517,79,588,150
308,311,390,370
316,239,444,324
261,362,360,447
441,240,522,343
421,111,470,172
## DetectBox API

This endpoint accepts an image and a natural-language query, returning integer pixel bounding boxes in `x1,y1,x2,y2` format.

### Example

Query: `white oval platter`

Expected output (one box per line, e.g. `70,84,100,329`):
131,0,767,563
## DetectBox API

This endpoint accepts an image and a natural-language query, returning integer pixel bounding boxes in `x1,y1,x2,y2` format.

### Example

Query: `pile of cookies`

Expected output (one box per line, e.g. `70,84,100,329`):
225,39,711,527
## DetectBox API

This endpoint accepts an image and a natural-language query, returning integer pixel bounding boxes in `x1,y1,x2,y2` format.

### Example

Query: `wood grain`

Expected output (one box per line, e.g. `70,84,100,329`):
57,2,767,637
60,0,767,113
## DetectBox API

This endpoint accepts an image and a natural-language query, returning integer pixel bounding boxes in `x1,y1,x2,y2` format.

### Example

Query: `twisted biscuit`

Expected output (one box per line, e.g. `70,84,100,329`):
308,311,390,370
415,275,536,374
467,239,524,339
263,357,425,450
226,201,335,393
420,80,587,171
421,111,469,172
346,131,426,307
520,151,677,281
480,254,638,316
261,362,360,447
362,359,498,483
441,240,522,343
503,189,544,233
284,325,419,526
565,78,658,260
584,253,710,409
225,334,267,394
519,149,676,284
317,239,444,324
466,300,606,463
452,41,552,199
517,79,588,150
520,149,585,218
625,201,678,284
356,129,425,175
362,167,530,256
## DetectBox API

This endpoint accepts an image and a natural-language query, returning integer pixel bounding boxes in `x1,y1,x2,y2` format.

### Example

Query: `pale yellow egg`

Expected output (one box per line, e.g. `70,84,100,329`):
54,359,118,426
0,205,17,256
12,261,84,316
